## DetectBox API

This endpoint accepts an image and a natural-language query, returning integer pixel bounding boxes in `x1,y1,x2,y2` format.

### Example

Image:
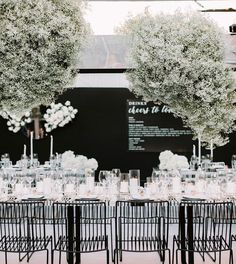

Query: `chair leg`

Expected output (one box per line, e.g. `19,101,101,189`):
59,250,62,264
4,250,7,264
113,249,116,263
172,241,175,264
107,249,110,264
46,249,49,264
51,250,54,264
168,249,171,264
230,249,233,264
219,249,221,264
161,250,165,264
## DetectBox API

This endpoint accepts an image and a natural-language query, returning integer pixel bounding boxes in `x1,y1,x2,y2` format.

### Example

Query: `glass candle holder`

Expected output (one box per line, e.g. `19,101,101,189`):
120,173,129,193
129,169,140,194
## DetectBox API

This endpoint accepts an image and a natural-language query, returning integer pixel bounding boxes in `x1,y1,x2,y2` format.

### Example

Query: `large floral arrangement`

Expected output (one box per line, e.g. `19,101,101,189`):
0,101,77,133
0,0,89,115
44,101,78,132
0,111,32,133
159,150,189,171
61,150,98,172
119,11,236,147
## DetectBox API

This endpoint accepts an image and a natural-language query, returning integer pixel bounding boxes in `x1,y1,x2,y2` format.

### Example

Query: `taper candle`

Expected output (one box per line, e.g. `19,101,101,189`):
23,144,26,156
50,135,53,157
198,134,201,165
193,145,196,157
30,131,33,164
210,140,213,160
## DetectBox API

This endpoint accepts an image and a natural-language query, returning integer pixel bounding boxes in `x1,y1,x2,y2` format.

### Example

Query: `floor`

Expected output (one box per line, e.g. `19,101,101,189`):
3,225,236,264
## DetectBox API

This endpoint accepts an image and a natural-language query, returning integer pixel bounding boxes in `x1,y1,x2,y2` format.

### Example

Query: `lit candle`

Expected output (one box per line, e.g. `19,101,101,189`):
198,134,201,165
23,144,26,156
193,145,196,157
129,178,138,194
50,135,53,157
210,140,213,160
120,181,129,193
30,131,33,165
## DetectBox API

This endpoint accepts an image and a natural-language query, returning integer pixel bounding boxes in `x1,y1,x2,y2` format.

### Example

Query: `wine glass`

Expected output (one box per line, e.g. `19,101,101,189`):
1,153,11,168
98,170,109,184
231,155,236,170
49,154,56,170
112,168,121,177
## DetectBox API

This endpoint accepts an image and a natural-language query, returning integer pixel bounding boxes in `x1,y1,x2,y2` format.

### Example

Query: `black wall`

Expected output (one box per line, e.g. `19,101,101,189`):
0,88,235,182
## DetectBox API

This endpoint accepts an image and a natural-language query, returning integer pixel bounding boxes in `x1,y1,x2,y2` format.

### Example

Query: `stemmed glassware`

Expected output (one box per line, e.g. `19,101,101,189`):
26,170,37,193
98,170,109,185
50,155,57,170
231,155,236,170
1,153,12,168
112,168,121,177
20,154,29,169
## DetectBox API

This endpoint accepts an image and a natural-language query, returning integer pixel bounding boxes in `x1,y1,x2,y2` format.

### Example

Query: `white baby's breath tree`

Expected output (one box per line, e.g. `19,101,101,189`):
119,11,236,147
0,0,89,116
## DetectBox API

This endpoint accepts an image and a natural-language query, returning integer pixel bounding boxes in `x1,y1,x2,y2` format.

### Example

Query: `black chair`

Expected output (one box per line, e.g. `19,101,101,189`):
75,198,115,263
172,201,233,264
0,201,52,264
114,200,170,264
52,201,109,264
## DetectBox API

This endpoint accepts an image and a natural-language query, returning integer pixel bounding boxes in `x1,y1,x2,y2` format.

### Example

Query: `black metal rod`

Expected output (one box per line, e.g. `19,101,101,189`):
67,206,74,264
187,206,194,264
76,206,81,264
179,205,187,264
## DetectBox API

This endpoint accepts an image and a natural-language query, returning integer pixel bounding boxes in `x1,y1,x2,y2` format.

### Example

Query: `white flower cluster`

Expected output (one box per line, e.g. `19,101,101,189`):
61,150,98,171
120,11,236,147
0,111,31,133
44,101,78,132
159,150,189,171
0,0,89,115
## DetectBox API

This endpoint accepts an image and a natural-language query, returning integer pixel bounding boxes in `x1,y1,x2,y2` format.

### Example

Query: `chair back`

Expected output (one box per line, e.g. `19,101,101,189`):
52,201,107,251
115,200,169,251
179,201,233,245
0,201,46,241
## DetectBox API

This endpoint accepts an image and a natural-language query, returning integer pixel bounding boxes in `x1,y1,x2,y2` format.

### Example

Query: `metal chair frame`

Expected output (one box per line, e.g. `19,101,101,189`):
172,201,234,264
0,201,52,264
52,201,109,264
114,200,170,264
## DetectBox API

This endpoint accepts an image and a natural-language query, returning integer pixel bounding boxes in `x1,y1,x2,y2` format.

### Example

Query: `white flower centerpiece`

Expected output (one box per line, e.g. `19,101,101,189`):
159,150,189,194
159,150,189,171
61,150,98,175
